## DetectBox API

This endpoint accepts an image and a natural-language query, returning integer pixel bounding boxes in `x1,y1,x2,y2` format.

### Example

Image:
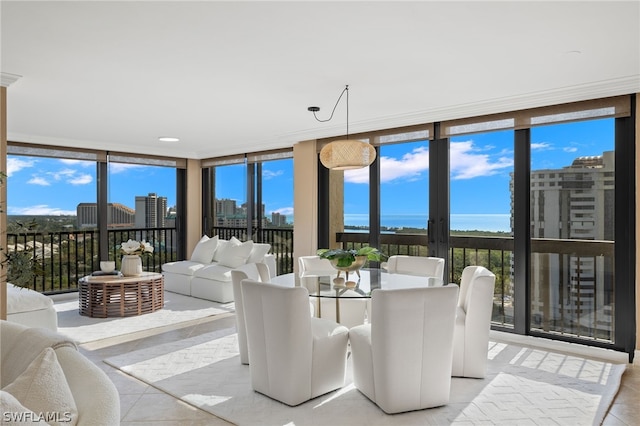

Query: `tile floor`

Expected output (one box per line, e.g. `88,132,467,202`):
78,312,639,425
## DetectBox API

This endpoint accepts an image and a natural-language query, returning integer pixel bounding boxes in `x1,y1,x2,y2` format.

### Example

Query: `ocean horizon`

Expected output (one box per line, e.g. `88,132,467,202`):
342,213,511,232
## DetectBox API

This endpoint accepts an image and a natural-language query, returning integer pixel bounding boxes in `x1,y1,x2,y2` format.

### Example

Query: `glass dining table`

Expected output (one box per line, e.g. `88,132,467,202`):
269,268,444,323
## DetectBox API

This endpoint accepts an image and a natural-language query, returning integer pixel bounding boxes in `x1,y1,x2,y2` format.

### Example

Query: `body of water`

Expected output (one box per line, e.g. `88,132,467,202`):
342,213,511,232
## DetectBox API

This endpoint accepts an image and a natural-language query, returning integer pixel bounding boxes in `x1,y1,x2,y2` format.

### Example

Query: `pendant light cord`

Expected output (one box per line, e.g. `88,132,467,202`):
309,85,350,137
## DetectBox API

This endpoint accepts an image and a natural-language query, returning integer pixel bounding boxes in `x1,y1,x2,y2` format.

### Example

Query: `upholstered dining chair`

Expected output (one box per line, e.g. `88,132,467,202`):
349,284,459,414
451,265,496,378
241,279,349,406
230,263,271,365
298,255,367,328
384,255,445,282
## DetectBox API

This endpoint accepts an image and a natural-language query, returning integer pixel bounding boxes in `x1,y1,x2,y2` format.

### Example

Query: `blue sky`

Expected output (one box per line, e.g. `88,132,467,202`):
6,118,614,222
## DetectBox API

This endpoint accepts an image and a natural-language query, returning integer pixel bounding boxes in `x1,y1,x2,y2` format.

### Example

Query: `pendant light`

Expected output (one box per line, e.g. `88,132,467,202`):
308,85,376,170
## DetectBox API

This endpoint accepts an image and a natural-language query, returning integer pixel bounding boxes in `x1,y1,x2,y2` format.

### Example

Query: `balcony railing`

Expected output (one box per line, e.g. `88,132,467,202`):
7,225,614,344
6,227,177,294
337,231,615,343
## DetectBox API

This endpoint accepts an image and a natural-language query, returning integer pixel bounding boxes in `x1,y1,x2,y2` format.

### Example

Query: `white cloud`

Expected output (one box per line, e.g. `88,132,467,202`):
531,142,553,150
450,140,513,180
27,176,51,186
8,205,76,215
109,163,146,174
68,174,93,185
563,146,578,153
345,142,512,184
51,168,76,181
59,159,93,167
6,158,35,176
263,170,284,180
272,207,293,215
345,146,430,184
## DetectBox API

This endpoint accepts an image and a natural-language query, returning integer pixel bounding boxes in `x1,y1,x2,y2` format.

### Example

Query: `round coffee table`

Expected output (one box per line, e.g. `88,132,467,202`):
78,272,164,318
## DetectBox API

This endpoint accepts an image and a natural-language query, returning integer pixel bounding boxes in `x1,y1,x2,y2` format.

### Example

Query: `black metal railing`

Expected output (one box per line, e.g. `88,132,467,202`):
6,227,177,294
337,231,615,342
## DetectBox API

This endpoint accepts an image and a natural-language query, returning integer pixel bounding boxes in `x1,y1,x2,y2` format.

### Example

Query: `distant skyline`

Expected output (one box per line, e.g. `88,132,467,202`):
6,118,613,231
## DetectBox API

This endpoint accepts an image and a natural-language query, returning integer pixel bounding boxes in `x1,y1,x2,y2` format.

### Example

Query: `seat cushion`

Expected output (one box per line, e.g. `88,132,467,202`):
161,260,206,276
193,263,234,282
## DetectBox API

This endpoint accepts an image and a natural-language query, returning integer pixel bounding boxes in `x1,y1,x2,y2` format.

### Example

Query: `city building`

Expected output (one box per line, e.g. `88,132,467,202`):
76,202,135,229
528,151,615,339
135,193,168,229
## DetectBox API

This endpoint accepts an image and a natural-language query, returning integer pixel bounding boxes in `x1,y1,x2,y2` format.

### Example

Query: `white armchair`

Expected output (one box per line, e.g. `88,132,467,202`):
298,255,367,328
384,255,445,282
230,263,271,365
241,279,349,406
451,265,496,378
349,285,459,414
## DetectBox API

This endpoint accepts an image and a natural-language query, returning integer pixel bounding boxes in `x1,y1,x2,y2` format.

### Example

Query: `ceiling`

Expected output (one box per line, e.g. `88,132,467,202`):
2,1,639,160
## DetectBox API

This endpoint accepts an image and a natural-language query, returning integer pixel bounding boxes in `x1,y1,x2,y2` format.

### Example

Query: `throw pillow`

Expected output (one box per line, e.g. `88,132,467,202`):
0,391,42,425
3,348,78,426
212,239,230,263
247,243,271,264
217,237,254,268
190,235,219,264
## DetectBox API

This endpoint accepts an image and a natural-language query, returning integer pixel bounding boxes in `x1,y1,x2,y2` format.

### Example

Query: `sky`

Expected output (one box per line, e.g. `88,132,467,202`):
6,118,614,226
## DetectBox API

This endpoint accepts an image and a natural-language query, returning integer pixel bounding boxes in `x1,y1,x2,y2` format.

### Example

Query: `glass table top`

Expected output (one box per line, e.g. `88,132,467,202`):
269,268,443,299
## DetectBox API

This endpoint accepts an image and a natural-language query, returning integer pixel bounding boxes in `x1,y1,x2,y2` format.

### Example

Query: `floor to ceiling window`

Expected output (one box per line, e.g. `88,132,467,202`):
449,129,515,327
105,153,181,270
320,95,635,357
529,118,615,342
203,150,294,273
5,145,184,291
6,145,98,292
379,140,429,255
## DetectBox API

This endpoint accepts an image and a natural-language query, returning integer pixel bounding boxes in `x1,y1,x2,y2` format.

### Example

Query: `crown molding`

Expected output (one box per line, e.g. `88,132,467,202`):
1,72,22,88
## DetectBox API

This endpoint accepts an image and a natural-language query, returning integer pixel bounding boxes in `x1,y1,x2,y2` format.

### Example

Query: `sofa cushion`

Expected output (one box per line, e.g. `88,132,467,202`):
193,263,234,282
6,284,54,314
162,260,205,276
247,243,271,264
190,235,219,264
217,237,254,268
3,347,78,426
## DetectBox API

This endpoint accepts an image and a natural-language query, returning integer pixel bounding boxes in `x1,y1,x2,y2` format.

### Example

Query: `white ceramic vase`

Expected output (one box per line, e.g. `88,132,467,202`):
121,255,143,277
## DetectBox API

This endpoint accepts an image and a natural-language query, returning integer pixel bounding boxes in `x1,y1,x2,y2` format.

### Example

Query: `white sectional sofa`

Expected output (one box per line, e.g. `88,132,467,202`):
0,320,120,425
162,235,276,303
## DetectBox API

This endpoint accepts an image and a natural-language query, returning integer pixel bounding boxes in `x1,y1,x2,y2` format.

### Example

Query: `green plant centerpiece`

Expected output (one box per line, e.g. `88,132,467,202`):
317,246,385,281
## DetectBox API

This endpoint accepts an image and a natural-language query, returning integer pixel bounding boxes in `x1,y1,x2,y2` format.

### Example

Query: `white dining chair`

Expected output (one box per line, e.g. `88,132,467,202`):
384,255,445,282
241,279,349,406
230,262,271,365
349,284,459,414
451,265,496,378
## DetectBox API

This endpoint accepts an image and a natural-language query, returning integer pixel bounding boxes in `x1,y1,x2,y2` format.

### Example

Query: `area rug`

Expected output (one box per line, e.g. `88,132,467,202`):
55,291,233,343
105,328,627,426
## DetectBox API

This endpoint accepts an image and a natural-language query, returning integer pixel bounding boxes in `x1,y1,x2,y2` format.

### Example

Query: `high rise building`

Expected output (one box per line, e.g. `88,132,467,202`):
524,151,614,336
135,193,168,228
76,203,135,228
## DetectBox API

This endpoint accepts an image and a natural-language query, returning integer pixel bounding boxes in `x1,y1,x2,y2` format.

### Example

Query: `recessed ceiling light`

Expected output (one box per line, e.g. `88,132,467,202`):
158,137,180,142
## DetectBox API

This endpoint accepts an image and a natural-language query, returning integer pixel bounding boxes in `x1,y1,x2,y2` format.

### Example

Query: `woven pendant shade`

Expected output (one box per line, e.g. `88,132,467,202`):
319,140,376,170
